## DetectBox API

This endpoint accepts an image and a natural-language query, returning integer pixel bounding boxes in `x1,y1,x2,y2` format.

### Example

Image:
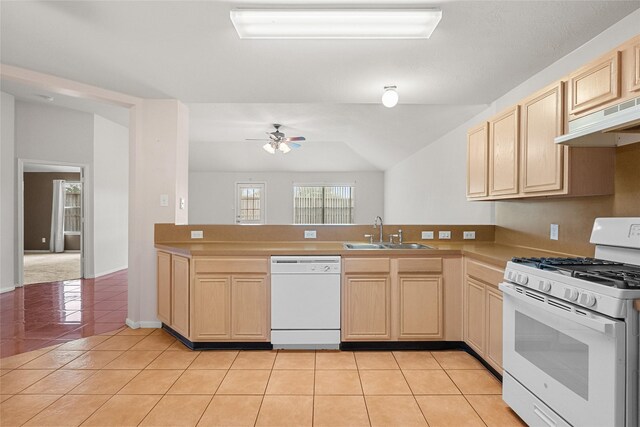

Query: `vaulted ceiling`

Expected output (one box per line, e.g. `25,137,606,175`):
2,1,638,171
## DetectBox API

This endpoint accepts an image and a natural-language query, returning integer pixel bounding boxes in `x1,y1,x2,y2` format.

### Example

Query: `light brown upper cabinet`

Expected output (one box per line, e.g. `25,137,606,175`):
489,106,520,197
568,50,621,118
466,123,489,198
623,36,640,93
521,82,565,194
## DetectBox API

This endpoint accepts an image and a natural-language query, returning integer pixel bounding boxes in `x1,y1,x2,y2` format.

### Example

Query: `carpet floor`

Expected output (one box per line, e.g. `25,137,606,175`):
23,252,82,285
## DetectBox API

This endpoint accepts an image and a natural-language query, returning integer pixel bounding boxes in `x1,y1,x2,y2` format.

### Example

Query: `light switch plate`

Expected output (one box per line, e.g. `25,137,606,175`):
463,231,476,240
439,231,452,240
191,230,203,239
304,230,317,239
421,231,434,240
160,194,169,207
550,224,559,240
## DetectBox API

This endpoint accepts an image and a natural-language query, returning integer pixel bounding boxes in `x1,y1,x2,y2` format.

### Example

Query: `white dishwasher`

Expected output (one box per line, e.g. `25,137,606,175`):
271,256,341,349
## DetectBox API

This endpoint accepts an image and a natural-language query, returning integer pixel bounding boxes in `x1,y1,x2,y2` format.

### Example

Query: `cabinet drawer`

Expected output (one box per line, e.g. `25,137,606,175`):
194,257,268,274
343,258,390,274
465,259,504,287
397,258,442,274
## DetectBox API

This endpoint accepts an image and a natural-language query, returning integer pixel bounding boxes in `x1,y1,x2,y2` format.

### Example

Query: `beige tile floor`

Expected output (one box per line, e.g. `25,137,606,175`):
0,327,526,426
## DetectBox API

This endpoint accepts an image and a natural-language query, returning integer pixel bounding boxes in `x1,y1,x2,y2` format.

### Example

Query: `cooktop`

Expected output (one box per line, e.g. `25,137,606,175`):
511,257,640,289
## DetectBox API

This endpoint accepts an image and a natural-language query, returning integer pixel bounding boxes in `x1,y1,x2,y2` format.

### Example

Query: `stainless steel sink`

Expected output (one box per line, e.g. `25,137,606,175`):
343,243,386,250
343,242,434,250
382,243,433,250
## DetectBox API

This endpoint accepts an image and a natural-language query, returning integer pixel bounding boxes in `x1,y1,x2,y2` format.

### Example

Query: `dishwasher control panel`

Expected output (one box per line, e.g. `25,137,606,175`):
271,256,341,274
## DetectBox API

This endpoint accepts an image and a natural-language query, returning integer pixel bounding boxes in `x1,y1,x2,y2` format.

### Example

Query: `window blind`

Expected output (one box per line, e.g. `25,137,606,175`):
293,185,354,224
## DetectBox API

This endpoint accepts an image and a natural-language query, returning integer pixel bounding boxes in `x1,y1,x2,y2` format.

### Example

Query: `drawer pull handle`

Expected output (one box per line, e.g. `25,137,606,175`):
533,405,556,427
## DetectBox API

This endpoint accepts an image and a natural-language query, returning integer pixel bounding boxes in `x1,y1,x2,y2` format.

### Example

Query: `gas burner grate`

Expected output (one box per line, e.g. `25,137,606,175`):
511,257,640,289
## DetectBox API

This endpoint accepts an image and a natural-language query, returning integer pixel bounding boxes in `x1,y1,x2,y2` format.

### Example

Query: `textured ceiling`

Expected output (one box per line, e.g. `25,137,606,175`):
2,1,638,171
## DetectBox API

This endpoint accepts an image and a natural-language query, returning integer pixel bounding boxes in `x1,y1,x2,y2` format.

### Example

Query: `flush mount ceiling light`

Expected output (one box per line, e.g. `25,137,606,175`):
230,8,442,39
382,86,399,108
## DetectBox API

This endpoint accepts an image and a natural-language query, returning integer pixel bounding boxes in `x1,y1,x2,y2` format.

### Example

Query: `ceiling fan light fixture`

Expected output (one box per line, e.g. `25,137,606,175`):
382,86,399,108
230,8,442,39
278,142,291,153
263,142,276,154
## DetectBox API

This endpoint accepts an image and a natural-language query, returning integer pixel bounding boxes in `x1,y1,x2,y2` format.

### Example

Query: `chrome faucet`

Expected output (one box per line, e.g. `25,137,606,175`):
373,216,383,243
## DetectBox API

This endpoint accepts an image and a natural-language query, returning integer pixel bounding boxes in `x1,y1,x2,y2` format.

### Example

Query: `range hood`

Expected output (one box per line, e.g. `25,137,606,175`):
555,96,640,147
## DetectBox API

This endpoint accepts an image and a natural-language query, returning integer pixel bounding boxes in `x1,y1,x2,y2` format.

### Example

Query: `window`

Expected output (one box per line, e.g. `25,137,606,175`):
293,185,354,224
64,182,82,233
236,182,266,224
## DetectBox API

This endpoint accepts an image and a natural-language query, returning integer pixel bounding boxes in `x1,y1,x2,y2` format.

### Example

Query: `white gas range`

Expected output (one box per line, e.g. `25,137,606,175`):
500,217,640,427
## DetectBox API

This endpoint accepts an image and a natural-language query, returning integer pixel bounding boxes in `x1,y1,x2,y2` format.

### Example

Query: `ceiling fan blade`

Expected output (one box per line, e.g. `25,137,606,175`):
245,138,269,141
285,136,306,142
288,142,302,149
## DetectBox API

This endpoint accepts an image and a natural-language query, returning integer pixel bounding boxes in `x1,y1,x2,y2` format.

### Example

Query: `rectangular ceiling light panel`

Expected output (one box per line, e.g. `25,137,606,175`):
230,9,442,39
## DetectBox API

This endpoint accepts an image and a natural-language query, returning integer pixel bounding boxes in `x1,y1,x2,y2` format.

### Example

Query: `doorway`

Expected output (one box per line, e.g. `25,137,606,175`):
19,161,84,285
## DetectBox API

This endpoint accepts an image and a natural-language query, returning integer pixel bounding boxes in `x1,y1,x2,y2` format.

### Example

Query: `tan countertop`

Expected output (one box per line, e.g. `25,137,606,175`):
155,241,568,268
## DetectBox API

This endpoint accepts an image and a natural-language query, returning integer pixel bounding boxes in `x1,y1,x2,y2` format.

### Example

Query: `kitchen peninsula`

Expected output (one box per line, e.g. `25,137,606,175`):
155,223,573,375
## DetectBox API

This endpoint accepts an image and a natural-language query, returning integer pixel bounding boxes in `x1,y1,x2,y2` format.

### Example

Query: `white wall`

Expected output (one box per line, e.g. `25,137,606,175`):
189,171,384,224
385,9,640,224
1,92,16,292
93,115,129,276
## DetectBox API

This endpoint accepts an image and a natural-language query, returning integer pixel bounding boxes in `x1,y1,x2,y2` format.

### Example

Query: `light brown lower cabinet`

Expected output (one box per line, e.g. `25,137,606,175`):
463,258,504,372
342,274,391,340
192,273,269,341
342,257,444,342
171,255,190,337
398,275,443,339
231,276,269,340
156,251,190,337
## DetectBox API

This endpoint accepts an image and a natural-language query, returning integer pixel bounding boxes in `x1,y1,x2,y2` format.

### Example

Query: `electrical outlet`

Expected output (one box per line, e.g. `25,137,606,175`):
439,231,451,240
179,198,185,210
42,237,46,243
463,231,476,240
304,230,317,239
421,231,434,240
550,224,559,240
191,230,203,239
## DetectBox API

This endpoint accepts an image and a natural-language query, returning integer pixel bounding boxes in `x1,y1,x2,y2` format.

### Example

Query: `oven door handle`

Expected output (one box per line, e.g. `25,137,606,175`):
499,283,617,334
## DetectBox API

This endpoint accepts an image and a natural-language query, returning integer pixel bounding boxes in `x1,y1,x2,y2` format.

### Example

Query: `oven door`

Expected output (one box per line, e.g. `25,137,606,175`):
501,282,626,427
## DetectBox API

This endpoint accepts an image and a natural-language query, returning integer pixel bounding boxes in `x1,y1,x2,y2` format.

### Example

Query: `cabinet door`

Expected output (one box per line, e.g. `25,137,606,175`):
231,275,269,341
342,275,391,341
464,278,486,355
193,275,231,340
632,41,640,92
171,255,190,337
521,82,565,194
157,251,171,325
398,275,443,340
467,123,489,198
489,106,519,196
568,51,620,116
485,287,503,372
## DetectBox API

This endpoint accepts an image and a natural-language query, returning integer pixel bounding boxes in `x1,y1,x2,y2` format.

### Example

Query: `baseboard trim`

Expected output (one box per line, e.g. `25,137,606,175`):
88,266,128,279
126,318,162,329
0,286,16,294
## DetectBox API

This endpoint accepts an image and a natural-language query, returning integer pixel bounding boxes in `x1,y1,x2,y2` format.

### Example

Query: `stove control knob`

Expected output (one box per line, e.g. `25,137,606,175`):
539,280,552,293
517,274,529,285
564,288,579,301
579,292,596,307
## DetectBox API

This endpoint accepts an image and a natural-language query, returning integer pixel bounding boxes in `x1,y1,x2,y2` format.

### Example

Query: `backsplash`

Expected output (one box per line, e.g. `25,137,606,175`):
155,224,495,244
495,143,640,256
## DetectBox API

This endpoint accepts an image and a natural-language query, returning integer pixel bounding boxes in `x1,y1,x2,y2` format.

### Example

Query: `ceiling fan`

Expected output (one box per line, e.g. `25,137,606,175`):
246,124,305,154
